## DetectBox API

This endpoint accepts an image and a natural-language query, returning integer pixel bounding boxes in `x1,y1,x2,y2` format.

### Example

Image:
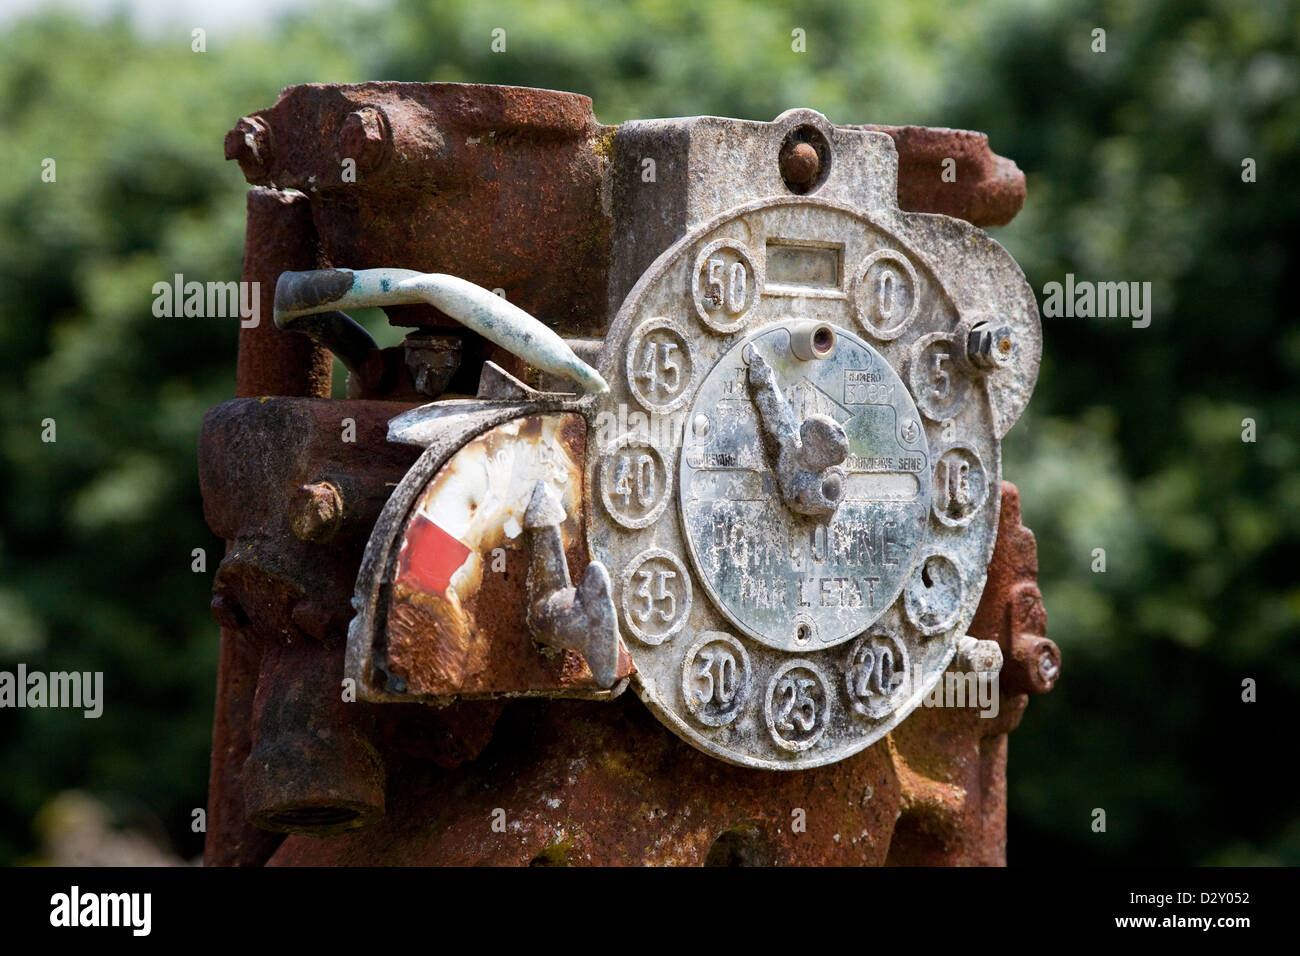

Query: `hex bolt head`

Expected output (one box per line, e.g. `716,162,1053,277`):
210,593,248,630
956,635,1004,673
967,322,1015,370
339,107,389,175
224,115,272,181
779,140,821,189
291,481,344,543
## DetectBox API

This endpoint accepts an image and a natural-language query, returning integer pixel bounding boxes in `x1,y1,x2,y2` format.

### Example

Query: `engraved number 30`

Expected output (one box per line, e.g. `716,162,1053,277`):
695,647,738,706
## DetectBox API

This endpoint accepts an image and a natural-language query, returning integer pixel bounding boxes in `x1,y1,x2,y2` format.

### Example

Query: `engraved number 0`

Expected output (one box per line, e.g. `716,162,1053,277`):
877,269,896,319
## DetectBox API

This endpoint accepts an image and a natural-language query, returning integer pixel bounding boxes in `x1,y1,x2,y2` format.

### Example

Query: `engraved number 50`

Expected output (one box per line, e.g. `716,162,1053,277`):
706,257,747,314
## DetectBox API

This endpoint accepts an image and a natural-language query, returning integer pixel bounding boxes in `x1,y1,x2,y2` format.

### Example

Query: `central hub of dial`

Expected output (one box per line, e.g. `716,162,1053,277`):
679,323,931,652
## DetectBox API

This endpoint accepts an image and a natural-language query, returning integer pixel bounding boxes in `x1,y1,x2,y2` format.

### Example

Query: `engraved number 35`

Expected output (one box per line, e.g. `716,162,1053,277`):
632,568,677,623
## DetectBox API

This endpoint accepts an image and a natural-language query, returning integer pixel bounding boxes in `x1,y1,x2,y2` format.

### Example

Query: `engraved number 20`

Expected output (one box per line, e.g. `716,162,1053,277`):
775,676,817,732
851,645,901,698
706,257,747,314
695,647,738,706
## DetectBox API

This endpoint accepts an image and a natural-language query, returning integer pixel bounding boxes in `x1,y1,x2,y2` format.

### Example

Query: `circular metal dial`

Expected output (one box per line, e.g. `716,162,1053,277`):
590,197,1001,769
680,323,930,652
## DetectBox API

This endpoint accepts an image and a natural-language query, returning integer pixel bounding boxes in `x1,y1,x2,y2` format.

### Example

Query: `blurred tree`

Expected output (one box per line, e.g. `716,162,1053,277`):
0,0,1294,864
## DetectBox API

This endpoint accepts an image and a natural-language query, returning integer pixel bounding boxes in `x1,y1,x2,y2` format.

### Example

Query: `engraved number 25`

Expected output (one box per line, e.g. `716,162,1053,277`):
776,676,817,732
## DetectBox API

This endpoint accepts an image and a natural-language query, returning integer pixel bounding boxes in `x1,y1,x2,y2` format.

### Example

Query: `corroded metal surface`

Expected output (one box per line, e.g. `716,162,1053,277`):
347,412,634,701
224,83,612,336
969,482,1060,695
860,125,1027,228
205,85,1053,865
262,487,1044,866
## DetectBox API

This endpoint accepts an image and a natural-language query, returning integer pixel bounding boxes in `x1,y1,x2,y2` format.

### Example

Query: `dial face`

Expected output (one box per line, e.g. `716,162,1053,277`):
590,197,1001,770
680,324,930,652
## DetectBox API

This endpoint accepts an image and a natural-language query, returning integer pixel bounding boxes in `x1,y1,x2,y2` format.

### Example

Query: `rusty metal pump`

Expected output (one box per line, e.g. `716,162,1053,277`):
202,83,1059,865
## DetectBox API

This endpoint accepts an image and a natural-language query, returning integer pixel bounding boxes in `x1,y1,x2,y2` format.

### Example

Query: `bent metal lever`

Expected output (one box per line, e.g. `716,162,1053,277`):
273,267,610,394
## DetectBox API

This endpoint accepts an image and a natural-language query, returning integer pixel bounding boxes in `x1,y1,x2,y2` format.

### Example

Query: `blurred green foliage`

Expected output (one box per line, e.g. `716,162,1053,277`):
0,0,1295,864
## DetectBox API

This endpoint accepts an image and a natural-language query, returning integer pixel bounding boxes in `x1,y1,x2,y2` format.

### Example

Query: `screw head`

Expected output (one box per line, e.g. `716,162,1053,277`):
967,322,1015,370
339,107,389,174
780,141,821,189
224,115,272,181
291,481,344,543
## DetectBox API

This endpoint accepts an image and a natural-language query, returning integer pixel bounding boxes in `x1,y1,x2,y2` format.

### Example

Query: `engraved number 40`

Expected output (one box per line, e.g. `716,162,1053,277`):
775,675,817,732
613,453,656,508
695,647,738,706
637,340,681,396
633,568,677,623
706,257,747,314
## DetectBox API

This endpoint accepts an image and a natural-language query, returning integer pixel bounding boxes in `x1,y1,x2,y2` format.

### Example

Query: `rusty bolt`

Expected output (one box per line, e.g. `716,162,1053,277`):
339,107,389,176
967,322,1015,370
224,115,273,181
291,481,344,543
291,599,335,640
210,592,248,630
1004,635,1061,695
780,140,821,189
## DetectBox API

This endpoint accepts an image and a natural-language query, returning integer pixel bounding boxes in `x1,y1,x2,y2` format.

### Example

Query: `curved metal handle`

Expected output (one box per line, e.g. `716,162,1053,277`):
274,268,609,394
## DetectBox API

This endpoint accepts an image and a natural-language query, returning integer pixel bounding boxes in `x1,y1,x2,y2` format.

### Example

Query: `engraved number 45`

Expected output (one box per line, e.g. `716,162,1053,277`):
633,568,677,623
637,340,680,396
